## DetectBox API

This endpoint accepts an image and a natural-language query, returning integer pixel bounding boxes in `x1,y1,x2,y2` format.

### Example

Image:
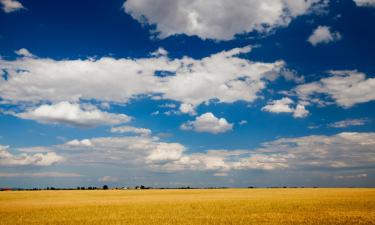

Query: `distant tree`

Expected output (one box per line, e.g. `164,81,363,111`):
103,185,108,190
77,187,80,190
81,186,85,190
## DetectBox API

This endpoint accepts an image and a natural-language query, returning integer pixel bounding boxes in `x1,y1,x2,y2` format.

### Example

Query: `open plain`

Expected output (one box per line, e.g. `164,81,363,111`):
0,188,374,225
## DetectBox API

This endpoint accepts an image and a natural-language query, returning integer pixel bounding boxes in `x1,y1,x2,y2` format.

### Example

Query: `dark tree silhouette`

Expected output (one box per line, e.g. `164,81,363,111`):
103,185,108,190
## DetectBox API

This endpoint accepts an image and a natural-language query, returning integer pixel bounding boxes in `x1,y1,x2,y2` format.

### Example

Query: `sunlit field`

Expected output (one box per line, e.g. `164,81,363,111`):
0,188,374,225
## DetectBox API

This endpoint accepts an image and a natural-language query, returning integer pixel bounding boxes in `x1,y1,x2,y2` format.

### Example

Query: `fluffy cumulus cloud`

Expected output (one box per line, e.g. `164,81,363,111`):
262,97,294,113
296,70,375,107
37,132,375,175
179,103,196,115
0,145,63,166
123,0,328,40
180,113,233,134
262,97,309,118
353,0,375,7
0,47,293,116
293,104,310,118
146,143,185,163
328,119,369,128
308,26,342,46
16,101,131,127
0,0,24,13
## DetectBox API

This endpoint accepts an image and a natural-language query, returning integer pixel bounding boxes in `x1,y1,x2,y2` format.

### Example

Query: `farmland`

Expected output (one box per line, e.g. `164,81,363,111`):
0,188,374,225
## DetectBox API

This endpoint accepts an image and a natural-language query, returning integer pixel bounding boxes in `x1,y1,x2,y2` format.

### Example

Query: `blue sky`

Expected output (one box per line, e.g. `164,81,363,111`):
0,0,374,188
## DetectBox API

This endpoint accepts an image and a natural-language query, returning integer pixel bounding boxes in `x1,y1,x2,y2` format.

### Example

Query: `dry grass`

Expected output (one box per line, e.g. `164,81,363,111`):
0,188,374,225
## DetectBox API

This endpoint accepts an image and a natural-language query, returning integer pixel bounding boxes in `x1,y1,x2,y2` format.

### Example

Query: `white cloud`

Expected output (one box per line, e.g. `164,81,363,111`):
0,145,63,166
98,176,119,182
239,120,248,125
179,103,196,115
0,46,288,112
262,97,309,118
14,48,34,57
293,104,309,118
35,132,375,175
353,0,375,7
233,153,289,170
262,97,294,113
237,132,375,170
308,26,342,46
66,139,93,147
123,0,328,40
16,101,131,127
111,126,152,136
334,173,367,179
0,172,83,177
213,172,229,177
296,70,375,107
159,103,177,108
0,0,24,13
151,111,160,116
328,119,369,128
146,143,185,163
151,47,168,57
180,113,233,134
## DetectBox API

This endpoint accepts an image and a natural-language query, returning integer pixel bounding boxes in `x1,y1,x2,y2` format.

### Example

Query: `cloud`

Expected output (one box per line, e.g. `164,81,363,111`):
16,101,131,127
180,113,233,134
159,103,177,108
328,119,369,128
14,48,34,57
0,172,83,177
179,103,196,115
262,97,294,113
239,120,248,125
0,145,63,166
293,104,309,118
123,0,328,40
98,176,119,182
334,173,367,179
353,0,375,7
146,143,185,163
66,139,93,147
0,46,289,112
0,0,24,13
111,126,152,136
53,135,217,171
35,132,375,176
308,26,342,46
261,97,309,118
151,111,160,116
296,70,375,107
233,132,375,170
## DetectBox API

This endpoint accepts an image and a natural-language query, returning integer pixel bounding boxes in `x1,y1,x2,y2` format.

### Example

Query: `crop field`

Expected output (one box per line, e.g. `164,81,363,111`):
0,188,374,225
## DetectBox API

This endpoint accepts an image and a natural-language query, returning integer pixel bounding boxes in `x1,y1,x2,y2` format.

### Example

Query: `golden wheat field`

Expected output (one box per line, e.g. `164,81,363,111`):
0,188,374,225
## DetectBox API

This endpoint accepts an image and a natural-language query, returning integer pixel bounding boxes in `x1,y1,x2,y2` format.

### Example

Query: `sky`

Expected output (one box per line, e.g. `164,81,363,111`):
0,0,374,188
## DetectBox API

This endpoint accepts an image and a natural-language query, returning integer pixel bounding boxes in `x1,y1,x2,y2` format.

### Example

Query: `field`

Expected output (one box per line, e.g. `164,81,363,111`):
0,188,374,225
